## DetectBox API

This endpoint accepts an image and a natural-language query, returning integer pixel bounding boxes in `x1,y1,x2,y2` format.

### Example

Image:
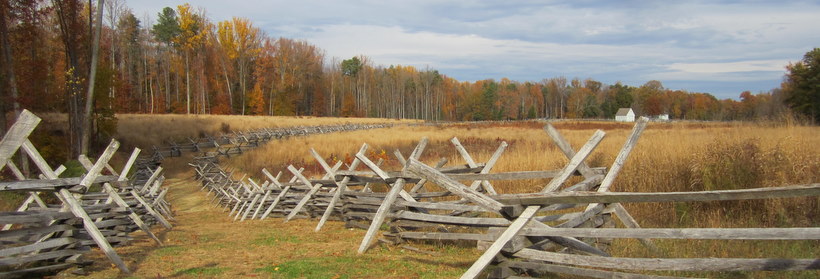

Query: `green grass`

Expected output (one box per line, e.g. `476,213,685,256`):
174,265,230,276
253,256,384,278
253,252,468,279
59,160,86,178
154,245,185,256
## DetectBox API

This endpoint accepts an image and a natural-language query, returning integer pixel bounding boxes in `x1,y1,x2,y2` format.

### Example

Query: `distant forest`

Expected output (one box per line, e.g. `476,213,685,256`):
0,0,814,128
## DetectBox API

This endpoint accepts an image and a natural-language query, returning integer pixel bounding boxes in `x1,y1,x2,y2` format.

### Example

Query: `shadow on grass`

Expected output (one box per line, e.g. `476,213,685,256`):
170,262,228,277
73,227,178,276
401,256,474,269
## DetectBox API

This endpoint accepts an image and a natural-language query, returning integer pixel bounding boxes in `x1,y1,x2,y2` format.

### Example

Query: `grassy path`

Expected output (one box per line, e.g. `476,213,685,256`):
56,168,478,279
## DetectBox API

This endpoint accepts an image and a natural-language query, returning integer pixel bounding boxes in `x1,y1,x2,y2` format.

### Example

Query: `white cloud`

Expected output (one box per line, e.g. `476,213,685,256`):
304,24,661,64
667,59,791,74
126,0,819,97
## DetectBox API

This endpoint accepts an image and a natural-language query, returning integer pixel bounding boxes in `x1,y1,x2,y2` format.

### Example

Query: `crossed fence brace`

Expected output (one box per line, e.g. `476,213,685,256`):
190,126,612,254
0,110,174,276
189,118,819,278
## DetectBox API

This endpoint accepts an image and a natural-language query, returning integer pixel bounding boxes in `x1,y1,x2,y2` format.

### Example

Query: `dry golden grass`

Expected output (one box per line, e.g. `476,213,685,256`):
224,120,819,278
36,113,419,150
230,121,820,227
114,114,420,149
233,121,819,192
8,114,812,278
33,118,816,278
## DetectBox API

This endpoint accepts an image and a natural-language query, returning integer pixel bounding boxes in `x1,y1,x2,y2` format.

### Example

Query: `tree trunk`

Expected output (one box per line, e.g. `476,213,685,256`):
200,57,206,114
218,54,233,113
185,50,190,114
81,0,104,155
53,0,84,160
0,3,20,116
329,72,335,116
149,74,154,113
164,49,170,111
268,74,276,115
0,3,28,176
175,62,179,103
240,59,246,115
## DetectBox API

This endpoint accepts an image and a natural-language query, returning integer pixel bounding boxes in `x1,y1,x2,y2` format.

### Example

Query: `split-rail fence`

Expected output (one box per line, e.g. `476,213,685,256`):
188,116,819,278
0,110,173,277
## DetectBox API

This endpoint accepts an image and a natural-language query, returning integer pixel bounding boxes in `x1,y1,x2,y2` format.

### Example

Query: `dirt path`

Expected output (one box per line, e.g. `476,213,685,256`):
55,164,478,279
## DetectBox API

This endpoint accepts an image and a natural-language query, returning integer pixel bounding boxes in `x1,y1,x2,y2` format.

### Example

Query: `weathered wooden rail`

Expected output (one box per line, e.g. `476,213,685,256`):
186,117,818,278
0,110,172,277
151,123,393,161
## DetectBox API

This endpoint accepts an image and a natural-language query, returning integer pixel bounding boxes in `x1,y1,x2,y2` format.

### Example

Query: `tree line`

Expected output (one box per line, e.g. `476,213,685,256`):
0,1,817,155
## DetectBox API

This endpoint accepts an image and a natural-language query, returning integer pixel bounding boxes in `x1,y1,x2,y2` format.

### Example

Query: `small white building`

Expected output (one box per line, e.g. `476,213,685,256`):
656,114,669,121
615,108,635,122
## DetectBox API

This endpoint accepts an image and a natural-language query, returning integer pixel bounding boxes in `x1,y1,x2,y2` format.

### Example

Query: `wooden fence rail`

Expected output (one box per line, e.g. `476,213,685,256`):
152,123,393,160
182,117,818,278
0,110,172,277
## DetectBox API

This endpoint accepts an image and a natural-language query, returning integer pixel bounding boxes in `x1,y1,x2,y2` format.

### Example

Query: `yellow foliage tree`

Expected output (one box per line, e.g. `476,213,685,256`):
215,17,261,114
174,3,204,114
247,82,265,115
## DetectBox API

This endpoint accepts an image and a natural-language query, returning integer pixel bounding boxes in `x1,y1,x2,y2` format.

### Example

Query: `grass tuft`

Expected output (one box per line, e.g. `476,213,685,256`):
174,265,229,276
253,232,302,246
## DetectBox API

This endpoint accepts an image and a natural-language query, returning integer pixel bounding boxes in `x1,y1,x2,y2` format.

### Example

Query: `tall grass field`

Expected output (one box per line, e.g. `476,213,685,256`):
224,119,819,278
5,114,817,278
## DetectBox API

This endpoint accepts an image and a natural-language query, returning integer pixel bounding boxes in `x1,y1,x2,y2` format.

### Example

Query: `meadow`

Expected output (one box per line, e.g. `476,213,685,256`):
9,114,817,278
36,113,420,150
221,119,819,277
228,120,818,227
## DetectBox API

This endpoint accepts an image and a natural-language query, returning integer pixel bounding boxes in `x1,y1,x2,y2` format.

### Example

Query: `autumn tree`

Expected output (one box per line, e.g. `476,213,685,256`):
217,17,261,115
541,77,567,118
53,0,90,158
566,78,600,118
418,68,442,120
1,0,803,139
783,48,820,122
173,3,204,114
116,11,142,111
686,93,719,120
633,80,665,116
213,19,235,113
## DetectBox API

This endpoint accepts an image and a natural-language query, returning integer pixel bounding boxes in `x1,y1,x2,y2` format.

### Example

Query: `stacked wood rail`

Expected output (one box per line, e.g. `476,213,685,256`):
151,123,393,160
0,110,172,277
481,184,820,278
175,123,397,224
188,116,819,278
188,124,612,254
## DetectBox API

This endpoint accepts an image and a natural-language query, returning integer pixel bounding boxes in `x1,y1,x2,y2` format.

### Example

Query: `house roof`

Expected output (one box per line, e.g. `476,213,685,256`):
615,108,633,117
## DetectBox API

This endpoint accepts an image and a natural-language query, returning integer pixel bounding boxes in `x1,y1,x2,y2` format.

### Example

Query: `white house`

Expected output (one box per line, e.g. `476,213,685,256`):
615,108,635,122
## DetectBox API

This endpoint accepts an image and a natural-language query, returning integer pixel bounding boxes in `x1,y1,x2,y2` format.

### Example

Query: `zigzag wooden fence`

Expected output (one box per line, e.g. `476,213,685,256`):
189,117,819,278
0,110,172,277
151,123,393,161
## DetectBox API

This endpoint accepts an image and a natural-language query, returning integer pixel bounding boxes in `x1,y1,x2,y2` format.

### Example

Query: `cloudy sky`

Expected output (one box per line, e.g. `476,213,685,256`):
128,0,820,99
